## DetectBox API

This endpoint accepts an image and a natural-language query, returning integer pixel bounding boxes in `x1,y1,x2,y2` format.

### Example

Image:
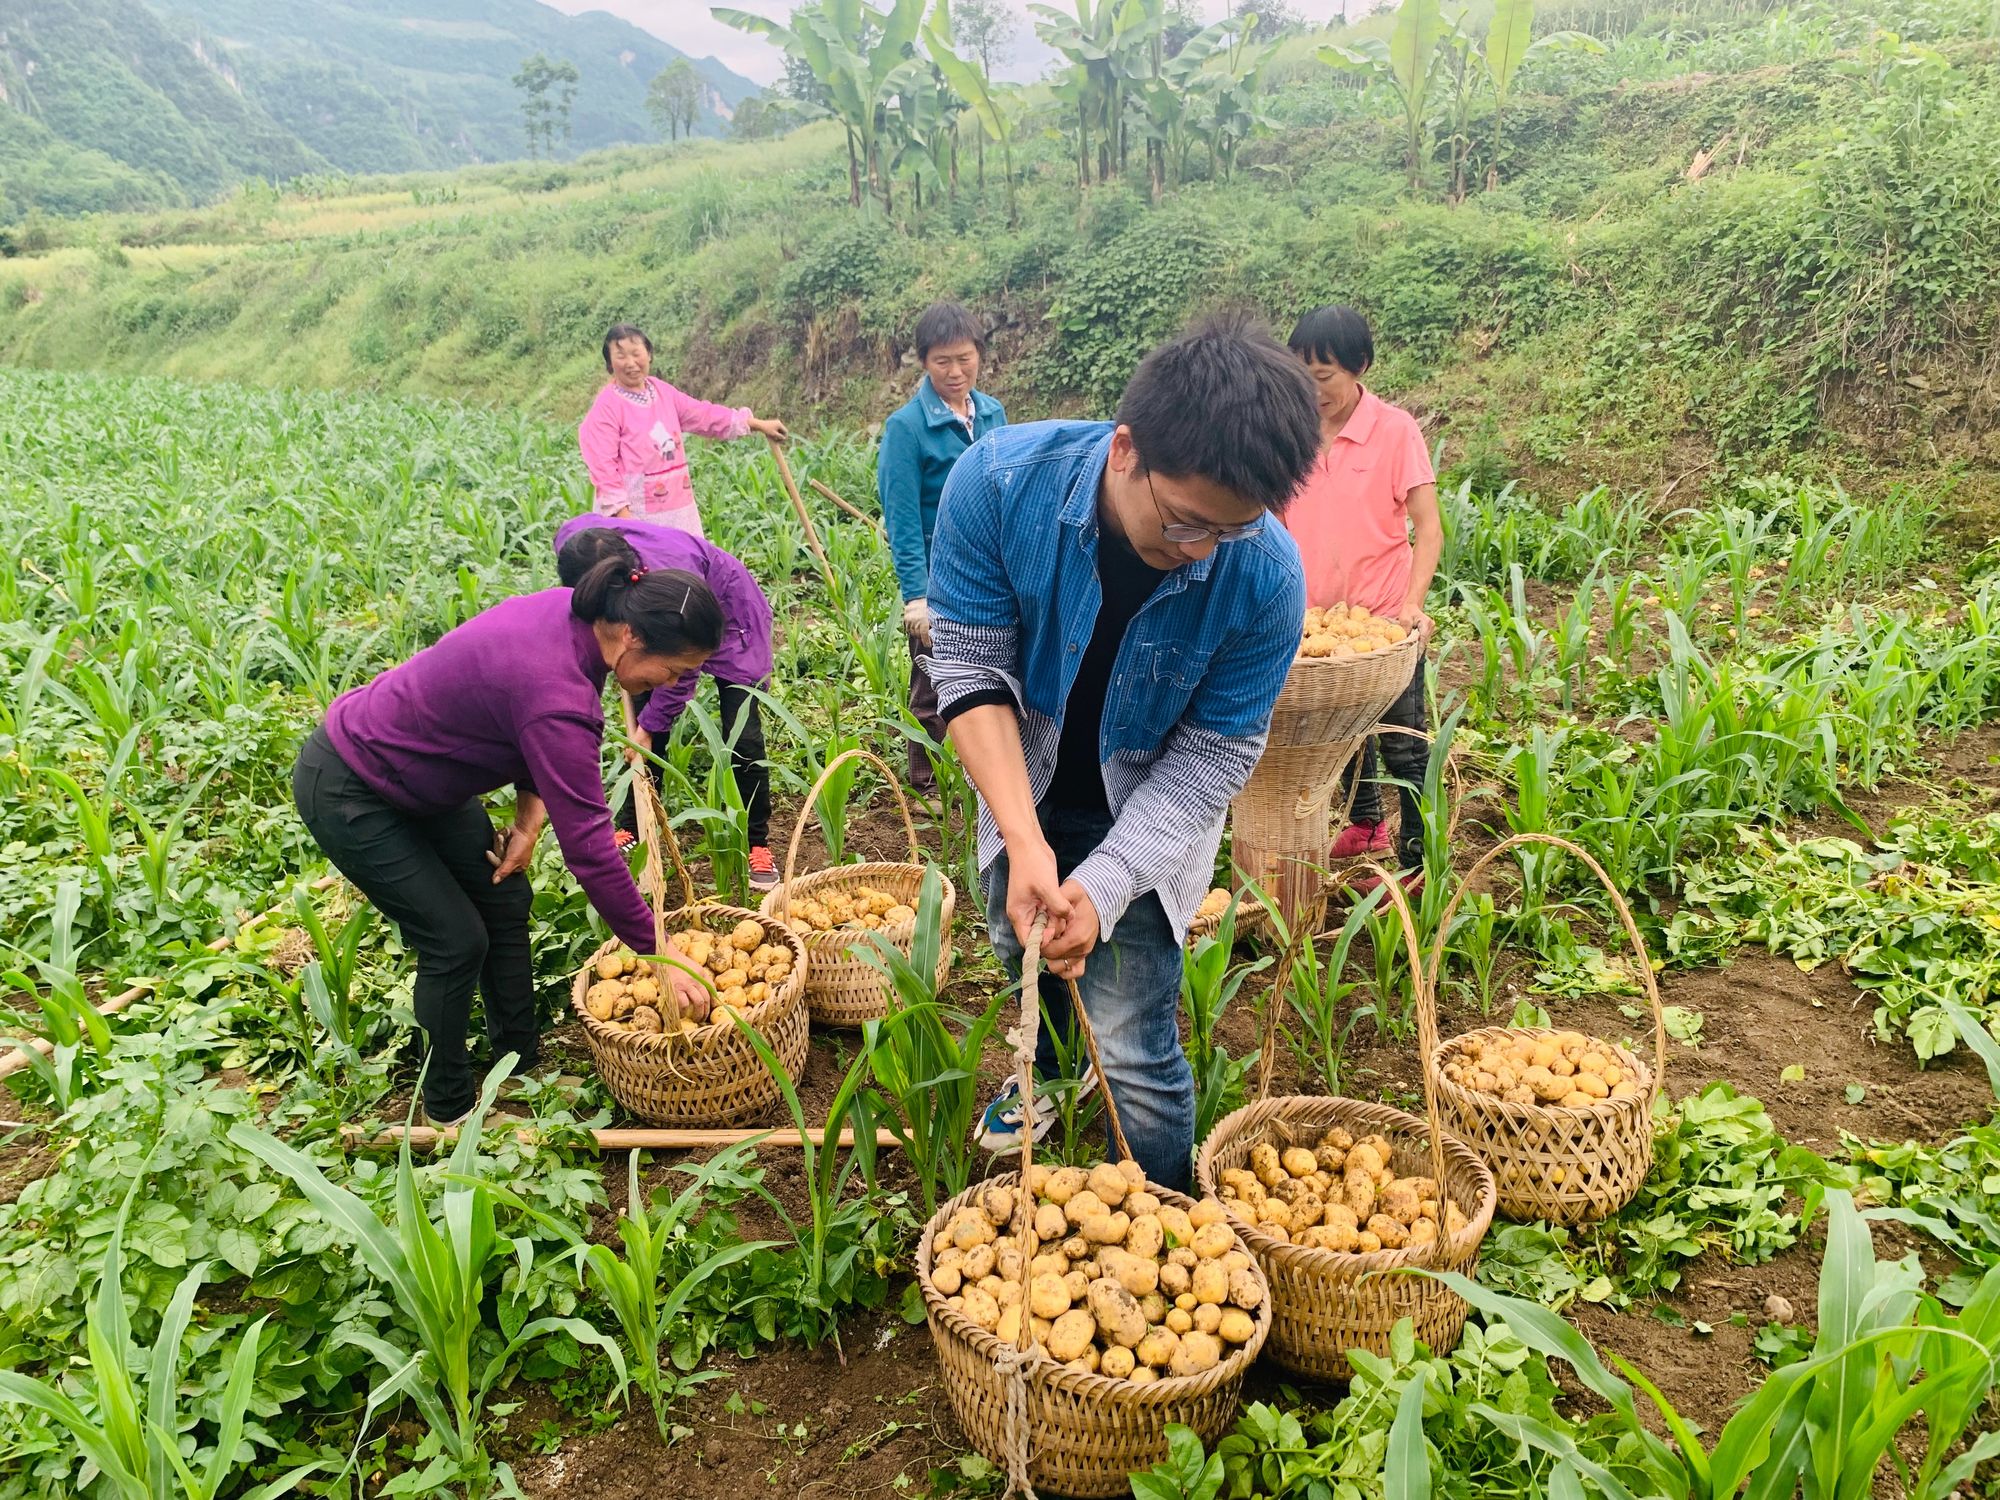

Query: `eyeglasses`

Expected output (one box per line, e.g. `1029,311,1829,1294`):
1146,471,1262,545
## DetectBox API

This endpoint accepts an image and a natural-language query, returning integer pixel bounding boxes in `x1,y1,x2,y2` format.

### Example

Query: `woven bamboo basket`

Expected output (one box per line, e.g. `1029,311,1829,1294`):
1426,833,1665,1226
917,919,1270,1496
1231,630,1424,934
760,747,954,1028
1194,866,1497,1381
1184,887,1270,951
570,761,809,1126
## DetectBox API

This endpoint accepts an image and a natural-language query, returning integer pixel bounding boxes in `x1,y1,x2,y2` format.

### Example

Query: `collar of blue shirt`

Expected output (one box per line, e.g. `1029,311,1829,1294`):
919,375,1002,430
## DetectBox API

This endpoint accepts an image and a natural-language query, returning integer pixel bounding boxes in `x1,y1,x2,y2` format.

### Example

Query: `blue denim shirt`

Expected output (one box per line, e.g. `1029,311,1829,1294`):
926,420,1306,938
876,375,1007,603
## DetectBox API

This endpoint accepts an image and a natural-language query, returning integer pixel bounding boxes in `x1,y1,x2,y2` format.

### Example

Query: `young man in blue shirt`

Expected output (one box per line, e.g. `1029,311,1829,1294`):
926,315,1320,1190
877,302,1007,793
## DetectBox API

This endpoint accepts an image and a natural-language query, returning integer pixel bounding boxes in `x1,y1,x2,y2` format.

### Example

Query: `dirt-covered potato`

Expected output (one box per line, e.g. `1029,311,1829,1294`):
1087,1279,1147,1349
1081,1210,1130,1246
1191,1261,1229,1306
1378,1179,1422,1225
1227,1267,1264,1310
628,1005,663,1033
1158,1261,1191,1299
1192,1302,1223,1336
933,1263,963,1295
1280,1146,1319,1179
952,1215,995,1251
1030,1273,1071,1320
980,1183,1016,1228
1098,1246,1158,1297
1126,1191,1162,1217
1368,1213,1410,1250
1191,1222,1234,1260
1063,1190,1108,1227
1100,1344,1137,1379
962,1244,996,1281
1044,1167,1087,1205
1062,1267,1090,1303
961,1286,1000,1332
1217,1307,1255,1345
1087,1161,1129,1207
1165,1307,1194,1335
1169,1330,1222,1377
1034,1202,1068,1243
1126,1213,1164,1261
1136,1326,1179,1369
996,1304,1022,1344
1047,1308,1096,1362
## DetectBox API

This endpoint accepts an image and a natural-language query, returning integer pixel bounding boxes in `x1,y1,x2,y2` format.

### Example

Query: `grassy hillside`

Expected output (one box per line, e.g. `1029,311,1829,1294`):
0,0,759,218
0,5,1994,512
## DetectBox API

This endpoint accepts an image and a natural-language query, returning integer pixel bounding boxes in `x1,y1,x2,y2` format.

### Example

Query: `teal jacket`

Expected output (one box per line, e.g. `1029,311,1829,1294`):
876,375,1007,603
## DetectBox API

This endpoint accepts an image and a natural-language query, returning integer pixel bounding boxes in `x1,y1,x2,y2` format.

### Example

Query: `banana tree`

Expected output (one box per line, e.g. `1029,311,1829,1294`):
1321,0,1447,192
1482,0,1602,187
1031,0,1165,187
926,1,1025,223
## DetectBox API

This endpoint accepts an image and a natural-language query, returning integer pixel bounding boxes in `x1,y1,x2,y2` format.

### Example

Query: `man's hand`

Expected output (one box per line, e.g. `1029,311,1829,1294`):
749,415,789,443
1006,837,1072,959
903,596,932,647
626,724,654,767
1040,880,1100,979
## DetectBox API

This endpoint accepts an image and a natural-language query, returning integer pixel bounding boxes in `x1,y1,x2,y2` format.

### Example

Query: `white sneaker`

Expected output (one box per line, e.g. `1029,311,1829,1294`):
974,1067,1100,1153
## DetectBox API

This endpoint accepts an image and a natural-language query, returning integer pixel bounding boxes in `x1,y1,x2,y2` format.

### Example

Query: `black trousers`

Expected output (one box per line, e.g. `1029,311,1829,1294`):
292,728,537,1118
1343,651,1430,870
615,681,771,847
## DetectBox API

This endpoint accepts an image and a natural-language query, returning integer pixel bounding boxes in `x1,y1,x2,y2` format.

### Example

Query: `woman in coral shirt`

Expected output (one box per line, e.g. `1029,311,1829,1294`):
578,322,788,538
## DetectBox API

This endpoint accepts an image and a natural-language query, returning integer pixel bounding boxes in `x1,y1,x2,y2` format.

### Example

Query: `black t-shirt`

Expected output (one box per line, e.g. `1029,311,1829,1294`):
1046,528,1170,814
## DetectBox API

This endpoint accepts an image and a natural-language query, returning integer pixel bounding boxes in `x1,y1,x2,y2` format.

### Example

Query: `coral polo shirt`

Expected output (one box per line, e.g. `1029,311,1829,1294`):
1282,387,1435,615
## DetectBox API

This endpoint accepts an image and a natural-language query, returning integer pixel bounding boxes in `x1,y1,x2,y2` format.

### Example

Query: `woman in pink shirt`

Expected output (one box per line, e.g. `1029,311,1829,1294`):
578,322,789,537
1282,305,1441,890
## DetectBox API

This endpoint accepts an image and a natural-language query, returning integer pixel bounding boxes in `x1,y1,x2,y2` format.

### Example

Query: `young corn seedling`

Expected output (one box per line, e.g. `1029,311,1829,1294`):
1,880,110,1109
1181,893,1273,1143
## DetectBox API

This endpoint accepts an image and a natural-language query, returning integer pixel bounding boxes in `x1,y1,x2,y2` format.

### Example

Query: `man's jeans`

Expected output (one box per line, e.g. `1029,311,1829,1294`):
982,804,1194,1192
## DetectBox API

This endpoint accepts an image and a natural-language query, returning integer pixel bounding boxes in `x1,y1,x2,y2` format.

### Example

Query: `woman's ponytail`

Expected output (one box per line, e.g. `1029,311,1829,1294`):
571,560,724,659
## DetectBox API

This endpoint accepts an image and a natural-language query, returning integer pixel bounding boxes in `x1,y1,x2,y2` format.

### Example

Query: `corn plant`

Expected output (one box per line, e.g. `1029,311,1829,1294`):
856,867,1006,1218
1275,886,1383,1092
1407,1189,2000,1500
0,1182,323,1500
1181,894,1272,1143
229,1060,625,1496
1,880,109,1109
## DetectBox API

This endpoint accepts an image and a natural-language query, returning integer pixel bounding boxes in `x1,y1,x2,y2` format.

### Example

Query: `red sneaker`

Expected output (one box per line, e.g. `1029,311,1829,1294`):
1330,821,1392,860
748,844,780,892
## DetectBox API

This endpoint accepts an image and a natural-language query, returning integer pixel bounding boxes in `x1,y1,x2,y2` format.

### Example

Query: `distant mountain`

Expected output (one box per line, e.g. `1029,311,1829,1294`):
145,0,762,170
0,0,762,219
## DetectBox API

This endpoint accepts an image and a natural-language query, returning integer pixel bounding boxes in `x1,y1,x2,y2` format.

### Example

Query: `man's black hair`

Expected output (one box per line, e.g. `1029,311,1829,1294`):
1115,312,1320,514
913,301,986,362
1287,304,1374,377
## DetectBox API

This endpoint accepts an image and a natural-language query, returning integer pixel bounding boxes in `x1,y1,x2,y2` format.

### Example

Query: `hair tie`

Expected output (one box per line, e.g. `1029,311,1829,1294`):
628,566,647,585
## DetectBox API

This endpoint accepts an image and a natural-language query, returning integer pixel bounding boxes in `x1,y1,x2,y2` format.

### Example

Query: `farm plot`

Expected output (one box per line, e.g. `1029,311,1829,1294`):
2,368,1998,1498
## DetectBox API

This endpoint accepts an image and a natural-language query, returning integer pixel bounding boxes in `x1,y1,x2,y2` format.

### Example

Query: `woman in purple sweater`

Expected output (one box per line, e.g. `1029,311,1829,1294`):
291,556,721,1126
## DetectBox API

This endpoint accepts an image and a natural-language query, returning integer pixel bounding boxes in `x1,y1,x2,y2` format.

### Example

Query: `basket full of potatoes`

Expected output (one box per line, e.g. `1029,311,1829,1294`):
1431,1027,1658,1225
569,906,808,1126
916,1159,1271,1499
1194,1097,1495,1382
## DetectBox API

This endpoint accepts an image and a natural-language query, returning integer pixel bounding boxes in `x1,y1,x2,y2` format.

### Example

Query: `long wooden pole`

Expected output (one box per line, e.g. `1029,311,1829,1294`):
341,1123,903,1152
808,477,883,539
765,436,834,588
0,873,344,1082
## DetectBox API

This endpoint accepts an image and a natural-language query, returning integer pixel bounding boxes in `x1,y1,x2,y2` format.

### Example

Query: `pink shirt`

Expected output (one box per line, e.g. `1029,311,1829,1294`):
577,376,751,536
1282,387,1435,615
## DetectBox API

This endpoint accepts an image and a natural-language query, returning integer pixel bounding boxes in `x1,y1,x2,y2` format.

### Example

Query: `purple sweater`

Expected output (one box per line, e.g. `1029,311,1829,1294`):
553,514,773,734
323,588,655,953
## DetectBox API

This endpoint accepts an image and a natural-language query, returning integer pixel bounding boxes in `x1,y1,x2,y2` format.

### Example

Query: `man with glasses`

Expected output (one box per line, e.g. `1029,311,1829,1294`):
926,315,1321,1190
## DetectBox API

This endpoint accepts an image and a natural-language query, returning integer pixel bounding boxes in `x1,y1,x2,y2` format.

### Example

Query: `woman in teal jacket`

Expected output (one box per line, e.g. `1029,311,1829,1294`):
876,301,1006,793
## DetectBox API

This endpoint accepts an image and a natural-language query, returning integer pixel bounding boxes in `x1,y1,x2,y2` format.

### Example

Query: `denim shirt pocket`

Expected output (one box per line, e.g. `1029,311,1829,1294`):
1108,641,1210,749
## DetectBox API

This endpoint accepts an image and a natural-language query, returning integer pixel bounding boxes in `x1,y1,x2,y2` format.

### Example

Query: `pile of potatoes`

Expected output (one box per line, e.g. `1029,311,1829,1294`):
1300,604,1407,660
782,884,917,936
581,920,793,1037
931,1160,1266,1382
1217,1127,1468,1254
1440,1030,1642,1108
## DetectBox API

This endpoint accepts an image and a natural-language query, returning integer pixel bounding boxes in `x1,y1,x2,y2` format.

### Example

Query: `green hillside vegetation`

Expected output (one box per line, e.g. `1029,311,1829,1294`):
0,0,1994,510
0,0,759,219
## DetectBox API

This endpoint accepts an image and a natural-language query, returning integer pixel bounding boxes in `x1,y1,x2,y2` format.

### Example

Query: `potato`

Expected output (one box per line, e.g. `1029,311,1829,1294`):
996,1304,1023,1344
584,981,622,1021
1258,1199,1294,1232
1188,1197,1226,1230
1158,1206,1196,1246
1227,1267,1264,1310
1217,1307,1256,1345
1087,1279,1147,1348
961,1287,1000,1332
1408,1218,1439,1248
1082,1211,1130,1246
1281,1146,1319,1179
1046,1308,1096,1362
1125,1214,1164,1261
1063,1190,1108,1228
1165,1307,1194,1334
1347,1142,1385,1177
1099,1247,1158,1297
979,1274,1004,1297
952,1214,996,1250
730,919,764,950
1168,1246,1198,1271
1118,1159,1146,1189
1158,1261,1191,1299
1191,1261,1229,1306
1063,1268,1090,1303
1140,1291,1168,1325
1045,1167,1087,1205
1169,1330,1222,1377
1378,1180,1422,1225
594,951,625,981
1035,1203,1069,1243
1367,1214,1410,1250
962,1244,996,1281
1087,1162,1129,1207
1136,1327,1179,1369
933,1263,962,1295
1355,1230,1382,1254
1221,1250,1251,1277
1098,1344,1137,1379
1126,1191,1162,1217
996,1279,1022,1309
1191,1222,1234,1260
995,1245,1025,1283
1343,1174,1377,1220
629,1005,663,1034
980,1183,1016,1228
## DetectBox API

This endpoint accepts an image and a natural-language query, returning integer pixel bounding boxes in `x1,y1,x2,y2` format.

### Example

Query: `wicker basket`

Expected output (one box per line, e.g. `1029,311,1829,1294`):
759,747,955,1028
1194,864,1496,1381
1231,631,1425,933
1426,834,1666,1226
1184,887,1270,951
918,918,1269,1496
569,760,810,1125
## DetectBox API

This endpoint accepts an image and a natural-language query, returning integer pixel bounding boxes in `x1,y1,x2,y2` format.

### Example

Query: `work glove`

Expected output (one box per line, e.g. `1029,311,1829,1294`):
903,596,932,648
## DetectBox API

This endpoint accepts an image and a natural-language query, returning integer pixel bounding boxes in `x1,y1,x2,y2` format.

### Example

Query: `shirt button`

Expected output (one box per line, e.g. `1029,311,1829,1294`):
1068,642,1078,652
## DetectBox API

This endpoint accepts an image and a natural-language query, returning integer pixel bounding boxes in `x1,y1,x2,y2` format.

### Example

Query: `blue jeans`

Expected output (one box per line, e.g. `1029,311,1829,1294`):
982,805,1194,1192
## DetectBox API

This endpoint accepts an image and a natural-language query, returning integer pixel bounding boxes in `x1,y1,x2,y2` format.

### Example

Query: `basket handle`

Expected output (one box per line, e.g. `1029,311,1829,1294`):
775,746,921,921
1422,831,1667,1096
1370,859,1455,1270
1254,919,1315,1106
623,693,696,917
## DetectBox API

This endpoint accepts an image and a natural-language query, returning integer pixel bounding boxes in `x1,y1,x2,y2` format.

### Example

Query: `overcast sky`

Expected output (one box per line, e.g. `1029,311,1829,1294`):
543,1,1368,86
